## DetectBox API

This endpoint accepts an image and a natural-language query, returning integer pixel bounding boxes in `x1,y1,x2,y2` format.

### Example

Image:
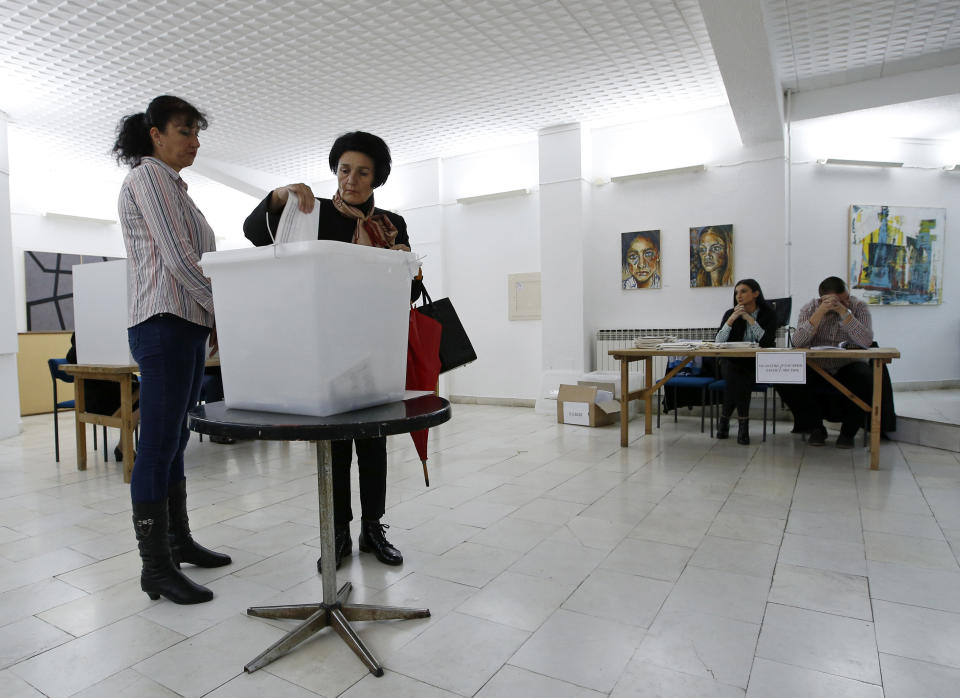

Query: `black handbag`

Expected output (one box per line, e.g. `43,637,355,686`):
414,283,477,373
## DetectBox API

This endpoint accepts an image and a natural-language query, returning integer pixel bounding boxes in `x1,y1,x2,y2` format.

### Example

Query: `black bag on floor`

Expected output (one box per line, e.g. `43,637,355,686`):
413,283,477,373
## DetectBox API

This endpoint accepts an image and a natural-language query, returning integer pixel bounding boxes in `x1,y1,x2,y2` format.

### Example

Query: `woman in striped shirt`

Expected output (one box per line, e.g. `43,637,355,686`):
113,95,230,605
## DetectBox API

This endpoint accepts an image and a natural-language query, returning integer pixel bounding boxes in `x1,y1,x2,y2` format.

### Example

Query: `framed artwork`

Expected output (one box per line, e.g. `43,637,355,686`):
849,204,945,305
621,230,661,289
25,251,113,331
690,224,733,287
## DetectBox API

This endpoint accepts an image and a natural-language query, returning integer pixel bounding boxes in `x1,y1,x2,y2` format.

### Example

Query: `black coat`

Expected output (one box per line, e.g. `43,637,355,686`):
243,195,409,249
243,194,420,302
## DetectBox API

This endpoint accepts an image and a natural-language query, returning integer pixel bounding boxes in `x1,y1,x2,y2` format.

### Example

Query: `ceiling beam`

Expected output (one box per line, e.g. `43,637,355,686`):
189,157,276,200
698,0,783,145
789,63,960,122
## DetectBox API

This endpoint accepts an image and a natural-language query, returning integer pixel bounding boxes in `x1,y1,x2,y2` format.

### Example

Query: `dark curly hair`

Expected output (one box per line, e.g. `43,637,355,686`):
328,131,392,188
112,95,208,168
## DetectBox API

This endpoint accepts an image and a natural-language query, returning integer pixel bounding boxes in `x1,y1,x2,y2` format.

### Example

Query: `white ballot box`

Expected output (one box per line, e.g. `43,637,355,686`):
73,259,134,365
201,240,418,417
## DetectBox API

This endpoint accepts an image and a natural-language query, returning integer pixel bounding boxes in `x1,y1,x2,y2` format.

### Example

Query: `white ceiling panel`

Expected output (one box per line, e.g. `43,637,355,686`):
1,0,959,184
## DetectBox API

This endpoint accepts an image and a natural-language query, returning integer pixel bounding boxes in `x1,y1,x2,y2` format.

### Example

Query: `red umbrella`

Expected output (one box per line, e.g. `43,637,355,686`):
406,306,443,485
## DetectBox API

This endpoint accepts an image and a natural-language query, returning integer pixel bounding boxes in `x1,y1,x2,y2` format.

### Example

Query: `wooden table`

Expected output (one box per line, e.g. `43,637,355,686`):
62,364,140,482
188,396,452,677
608,347,900,469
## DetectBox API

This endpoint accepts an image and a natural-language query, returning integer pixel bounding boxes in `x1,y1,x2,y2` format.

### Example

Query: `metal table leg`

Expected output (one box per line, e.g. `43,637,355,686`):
243,440,430,675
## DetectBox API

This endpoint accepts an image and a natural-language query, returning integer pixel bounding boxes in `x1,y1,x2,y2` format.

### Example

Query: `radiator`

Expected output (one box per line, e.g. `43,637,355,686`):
594,328,718,375
594,327,789,373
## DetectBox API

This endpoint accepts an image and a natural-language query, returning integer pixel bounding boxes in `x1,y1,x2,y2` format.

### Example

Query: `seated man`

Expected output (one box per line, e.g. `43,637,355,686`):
776,276,874,448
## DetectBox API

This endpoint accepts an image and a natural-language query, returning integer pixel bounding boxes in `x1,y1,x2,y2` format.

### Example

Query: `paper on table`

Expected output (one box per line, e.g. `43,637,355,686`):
275,192,320,244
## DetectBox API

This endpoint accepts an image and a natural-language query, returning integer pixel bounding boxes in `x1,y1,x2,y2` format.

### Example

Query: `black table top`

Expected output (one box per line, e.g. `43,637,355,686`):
188,395,451,441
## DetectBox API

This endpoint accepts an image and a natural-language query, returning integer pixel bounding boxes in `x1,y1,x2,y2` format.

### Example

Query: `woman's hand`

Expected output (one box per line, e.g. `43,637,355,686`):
727,304,754,325
389,243,411,252
269,183,315,214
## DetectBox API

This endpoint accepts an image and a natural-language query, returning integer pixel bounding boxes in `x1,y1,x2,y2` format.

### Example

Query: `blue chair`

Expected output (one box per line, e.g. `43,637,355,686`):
657,358,714,432
708,379,775,441
48,358,104,463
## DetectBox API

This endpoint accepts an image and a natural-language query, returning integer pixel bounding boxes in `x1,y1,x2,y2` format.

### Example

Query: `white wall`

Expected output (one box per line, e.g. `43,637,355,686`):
584,109,786,368
0,112,20,437
441,193,542,400
789,120,960,384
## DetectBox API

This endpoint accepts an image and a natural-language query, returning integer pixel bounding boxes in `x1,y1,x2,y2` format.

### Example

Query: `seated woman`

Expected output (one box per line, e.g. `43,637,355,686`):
714,279,777,444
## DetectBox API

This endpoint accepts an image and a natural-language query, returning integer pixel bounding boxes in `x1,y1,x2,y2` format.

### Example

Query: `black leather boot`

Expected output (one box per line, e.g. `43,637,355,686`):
716,415,730,439
316,524,352,573
737,419,750,445
168,479,231,568
133,500,213,604
359,520,403,566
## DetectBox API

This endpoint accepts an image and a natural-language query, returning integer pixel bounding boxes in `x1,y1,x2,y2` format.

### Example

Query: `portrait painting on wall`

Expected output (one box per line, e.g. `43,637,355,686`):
849,204,945,305
689,224,733,287
621,230,661,289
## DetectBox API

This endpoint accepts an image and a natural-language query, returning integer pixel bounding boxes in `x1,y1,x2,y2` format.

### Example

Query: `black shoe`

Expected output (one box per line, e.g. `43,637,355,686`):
113,445,137,462
317,525,352,573
133,500,213,604
737,419,750,445
836,434,855,449
359,521,403,566
808,426,827,446
716,416,730,439
209,435,236,445
167,479,232,568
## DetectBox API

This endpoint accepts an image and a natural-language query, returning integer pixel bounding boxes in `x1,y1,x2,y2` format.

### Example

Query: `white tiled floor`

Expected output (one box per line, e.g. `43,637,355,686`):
2,405,960,696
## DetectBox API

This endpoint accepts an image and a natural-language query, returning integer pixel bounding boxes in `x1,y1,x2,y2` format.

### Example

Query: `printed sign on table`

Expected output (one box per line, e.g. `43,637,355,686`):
756,352,806,384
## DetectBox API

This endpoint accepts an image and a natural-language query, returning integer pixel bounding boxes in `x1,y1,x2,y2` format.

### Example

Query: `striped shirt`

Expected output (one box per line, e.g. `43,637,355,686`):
118,157,215,328
792,295,874,373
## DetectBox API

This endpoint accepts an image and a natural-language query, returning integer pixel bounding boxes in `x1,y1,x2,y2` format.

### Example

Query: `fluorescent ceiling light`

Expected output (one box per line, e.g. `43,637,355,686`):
816,158,903,168
611,164,706,182
456,188,530,204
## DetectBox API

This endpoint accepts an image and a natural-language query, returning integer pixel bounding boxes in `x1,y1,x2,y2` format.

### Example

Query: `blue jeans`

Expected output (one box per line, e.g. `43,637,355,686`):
128,314,210,503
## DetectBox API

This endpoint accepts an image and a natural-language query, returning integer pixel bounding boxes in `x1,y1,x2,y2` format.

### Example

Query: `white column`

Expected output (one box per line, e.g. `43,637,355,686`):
536,123,591,412
0,112,21,437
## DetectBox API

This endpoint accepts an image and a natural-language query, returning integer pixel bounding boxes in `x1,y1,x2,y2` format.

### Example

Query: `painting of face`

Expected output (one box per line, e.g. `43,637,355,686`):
690,224,734,287
622,231,661,289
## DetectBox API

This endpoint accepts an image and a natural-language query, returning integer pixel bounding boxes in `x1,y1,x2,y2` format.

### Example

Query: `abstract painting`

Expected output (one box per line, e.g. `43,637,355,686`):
690,224,733,287
849,205,945,305
621,230,661,289
25,251,113,331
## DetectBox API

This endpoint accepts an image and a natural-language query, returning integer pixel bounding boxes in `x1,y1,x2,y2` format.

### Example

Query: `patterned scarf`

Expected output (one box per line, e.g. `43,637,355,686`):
331,191,398,248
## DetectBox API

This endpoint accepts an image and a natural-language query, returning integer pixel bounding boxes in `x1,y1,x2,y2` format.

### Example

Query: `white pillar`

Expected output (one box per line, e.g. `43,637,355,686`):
536,123,591,412
0,112,21,437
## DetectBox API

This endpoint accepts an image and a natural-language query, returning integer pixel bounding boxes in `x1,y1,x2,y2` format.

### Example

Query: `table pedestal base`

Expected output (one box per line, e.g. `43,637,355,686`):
244,578,430,675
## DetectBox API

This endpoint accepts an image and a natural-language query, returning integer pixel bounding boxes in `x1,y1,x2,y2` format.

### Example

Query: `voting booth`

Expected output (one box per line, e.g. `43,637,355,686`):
201,240,419,417
73,259,134,365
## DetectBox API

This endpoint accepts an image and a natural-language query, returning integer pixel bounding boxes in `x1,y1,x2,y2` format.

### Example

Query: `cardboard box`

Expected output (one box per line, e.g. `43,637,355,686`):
556,382,621,427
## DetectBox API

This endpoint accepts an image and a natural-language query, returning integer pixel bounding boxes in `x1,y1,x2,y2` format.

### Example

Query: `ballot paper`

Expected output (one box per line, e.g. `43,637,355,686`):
273,192,320,244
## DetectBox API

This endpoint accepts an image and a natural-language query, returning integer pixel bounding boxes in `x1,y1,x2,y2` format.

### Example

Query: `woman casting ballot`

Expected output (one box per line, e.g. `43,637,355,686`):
714,279,777,444
243,131,410,574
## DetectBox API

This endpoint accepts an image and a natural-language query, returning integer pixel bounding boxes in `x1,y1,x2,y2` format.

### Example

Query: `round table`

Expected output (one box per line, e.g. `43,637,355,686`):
188,395,452,676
